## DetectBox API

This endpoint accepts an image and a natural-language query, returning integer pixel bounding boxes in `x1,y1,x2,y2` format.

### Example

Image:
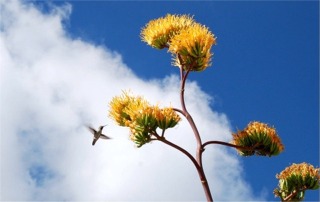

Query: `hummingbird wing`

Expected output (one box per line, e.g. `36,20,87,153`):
99,134,111,139
88,126,99,146
87,126,97,135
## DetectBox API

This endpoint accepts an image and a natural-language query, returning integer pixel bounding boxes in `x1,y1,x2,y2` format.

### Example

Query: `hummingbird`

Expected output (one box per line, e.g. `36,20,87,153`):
87,125,111,146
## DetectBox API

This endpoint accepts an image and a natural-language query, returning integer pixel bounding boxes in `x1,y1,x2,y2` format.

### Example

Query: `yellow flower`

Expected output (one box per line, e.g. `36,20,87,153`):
109,91,150,126
276,163,320,184
274,163,320,201
153,106,181,129
132,105,158,131
140,14,195,49
169,23,216,71
109,91,181,147
231,121,284,156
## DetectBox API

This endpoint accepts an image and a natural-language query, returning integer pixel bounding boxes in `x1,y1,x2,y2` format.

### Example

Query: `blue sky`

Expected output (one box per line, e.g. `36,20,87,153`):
1,0,319,201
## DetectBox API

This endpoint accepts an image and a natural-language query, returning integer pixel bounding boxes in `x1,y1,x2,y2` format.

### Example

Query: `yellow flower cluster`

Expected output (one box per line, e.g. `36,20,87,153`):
141,14,216,71
141,14,194,49
153,106,181,130
109,91,181,147
277,163,320,181
274,163,320,201
169,23,216,71
108,91,147,127
231,121,284,156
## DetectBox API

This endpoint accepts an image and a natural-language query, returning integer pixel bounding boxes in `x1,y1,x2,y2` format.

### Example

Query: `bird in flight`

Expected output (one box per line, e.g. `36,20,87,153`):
87,125,111,146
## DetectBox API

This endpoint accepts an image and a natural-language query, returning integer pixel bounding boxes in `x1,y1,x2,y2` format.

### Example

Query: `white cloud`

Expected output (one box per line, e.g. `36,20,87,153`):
0,0,265,201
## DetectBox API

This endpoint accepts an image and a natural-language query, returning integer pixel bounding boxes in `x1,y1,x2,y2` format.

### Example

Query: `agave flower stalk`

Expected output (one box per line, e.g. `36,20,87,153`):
108,14,292,202
139,14,286,201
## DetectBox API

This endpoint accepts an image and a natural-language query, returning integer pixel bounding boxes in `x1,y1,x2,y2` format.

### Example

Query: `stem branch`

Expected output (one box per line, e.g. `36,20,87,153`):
152,132,200,171
202,140,255,151
282,187,307,201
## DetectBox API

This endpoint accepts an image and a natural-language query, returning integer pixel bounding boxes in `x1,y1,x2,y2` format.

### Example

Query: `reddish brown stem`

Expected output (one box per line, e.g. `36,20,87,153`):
176,54,213,202
152,132,200,171
151,132,212,201
173,108,184,115
282,187,307,201
202,140,255,151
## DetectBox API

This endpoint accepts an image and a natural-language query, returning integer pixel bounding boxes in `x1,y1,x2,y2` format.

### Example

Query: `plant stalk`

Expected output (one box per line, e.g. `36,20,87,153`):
178,57,213,202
